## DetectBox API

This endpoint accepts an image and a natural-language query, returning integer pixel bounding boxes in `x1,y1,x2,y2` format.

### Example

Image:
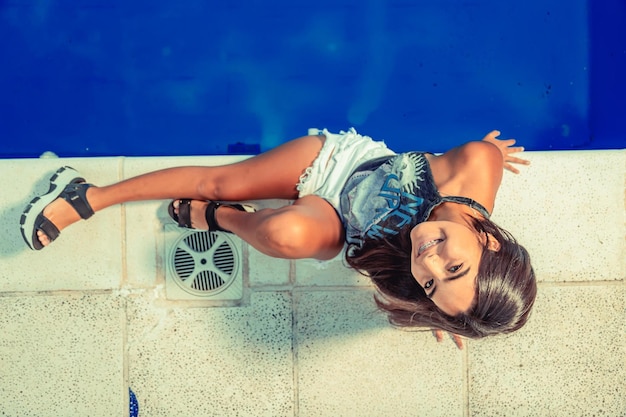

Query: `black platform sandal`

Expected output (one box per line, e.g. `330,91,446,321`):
20,166,94,250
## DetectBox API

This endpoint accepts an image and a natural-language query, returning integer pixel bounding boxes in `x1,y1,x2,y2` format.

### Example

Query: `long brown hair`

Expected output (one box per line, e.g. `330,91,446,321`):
345,217,536,338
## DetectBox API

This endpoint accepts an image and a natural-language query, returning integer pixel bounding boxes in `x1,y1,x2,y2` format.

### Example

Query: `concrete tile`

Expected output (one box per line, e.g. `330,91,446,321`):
468,285,626,417
493,150,625,282
127,291,294,417
0,293,125,416
295,252,372,287
248,246,291,287
0,158,123,292
295,290,464,417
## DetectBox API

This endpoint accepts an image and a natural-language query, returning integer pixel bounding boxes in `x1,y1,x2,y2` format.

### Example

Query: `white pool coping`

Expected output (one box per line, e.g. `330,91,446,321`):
0,149,624,416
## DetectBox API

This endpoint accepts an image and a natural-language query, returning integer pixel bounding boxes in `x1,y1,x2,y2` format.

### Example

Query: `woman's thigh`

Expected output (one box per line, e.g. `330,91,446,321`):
203,134,326,201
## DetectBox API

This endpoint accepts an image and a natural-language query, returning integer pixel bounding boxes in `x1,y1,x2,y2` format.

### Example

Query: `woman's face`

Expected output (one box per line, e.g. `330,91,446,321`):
410,220,487,316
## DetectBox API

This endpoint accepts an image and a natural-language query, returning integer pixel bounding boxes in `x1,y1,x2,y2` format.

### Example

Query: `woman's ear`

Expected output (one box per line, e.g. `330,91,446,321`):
484,233,501,252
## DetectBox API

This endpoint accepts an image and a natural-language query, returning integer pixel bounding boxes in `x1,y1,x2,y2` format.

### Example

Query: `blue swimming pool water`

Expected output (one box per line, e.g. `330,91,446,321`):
1,0,624,158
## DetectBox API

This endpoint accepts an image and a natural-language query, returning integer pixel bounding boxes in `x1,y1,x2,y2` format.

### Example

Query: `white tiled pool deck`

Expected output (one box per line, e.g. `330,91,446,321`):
0,150,624,416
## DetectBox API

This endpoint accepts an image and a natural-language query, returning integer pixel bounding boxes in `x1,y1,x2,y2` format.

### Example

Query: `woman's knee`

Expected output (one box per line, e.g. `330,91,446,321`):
257,212,309,257
256,208,339,259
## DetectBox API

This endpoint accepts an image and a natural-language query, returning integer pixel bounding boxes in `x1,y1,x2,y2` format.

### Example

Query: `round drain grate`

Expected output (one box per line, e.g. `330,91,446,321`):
169,231,239,296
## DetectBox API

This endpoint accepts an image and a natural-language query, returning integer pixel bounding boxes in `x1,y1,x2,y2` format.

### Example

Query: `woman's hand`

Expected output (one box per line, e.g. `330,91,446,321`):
481,130,530,174
433,329,464,349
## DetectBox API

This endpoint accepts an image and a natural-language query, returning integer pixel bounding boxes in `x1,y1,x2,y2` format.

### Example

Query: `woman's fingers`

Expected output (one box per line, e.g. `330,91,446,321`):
432,329,464,349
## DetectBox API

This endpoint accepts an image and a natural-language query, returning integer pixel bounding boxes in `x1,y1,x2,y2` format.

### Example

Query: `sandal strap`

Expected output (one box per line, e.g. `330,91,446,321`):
61,182,95,220
36,214,61,242
205,202,229,233
205,202,255,234
176,199,192,228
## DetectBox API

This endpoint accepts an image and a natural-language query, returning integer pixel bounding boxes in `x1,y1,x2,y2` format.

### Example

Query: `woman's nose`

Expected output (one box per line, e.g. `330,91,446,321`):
424,253,442,271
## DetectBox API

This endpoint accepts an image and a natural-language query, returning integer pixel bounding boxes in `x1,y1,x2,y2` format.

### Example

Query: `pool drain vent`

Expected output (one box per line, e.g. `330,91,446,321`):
165,228,243,301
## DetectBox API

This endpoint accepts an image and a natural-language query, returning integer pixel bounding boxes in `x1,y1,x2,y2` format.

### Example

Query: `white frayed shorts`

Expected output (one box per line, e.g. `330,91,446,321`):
296,128,396,212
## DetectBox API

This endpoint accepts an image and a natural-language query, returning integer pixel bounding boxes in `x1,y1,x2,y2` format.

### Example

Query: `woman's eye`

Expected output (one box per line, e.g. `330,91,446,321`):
424,279,433,289
448,264,463,273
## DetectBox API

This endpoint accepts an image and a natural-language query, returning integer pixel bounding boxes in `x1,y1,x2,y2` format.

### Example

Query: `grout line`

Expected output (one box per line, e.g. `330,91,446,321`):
117,157,131,414
536,280,624,288
292,283,375,291
291,290,299,417
249,284,375,292
121,295,130,415
464,342,470,417
290,260,299,417
119,157,128,289
2,280,620,299
241,242,252,306
289,259,296,285
0,289,117,298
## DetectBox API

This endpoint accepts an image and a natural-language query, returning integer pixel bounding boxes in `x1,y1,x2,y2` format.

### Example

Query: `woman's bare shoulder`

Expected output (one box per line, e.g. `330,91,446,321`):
428,141,503,211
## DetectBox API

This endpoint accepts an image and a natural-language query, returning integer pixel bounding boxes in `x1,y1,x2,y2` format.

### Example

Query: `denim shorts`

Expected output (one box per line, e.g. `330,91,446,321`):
296,128,396,216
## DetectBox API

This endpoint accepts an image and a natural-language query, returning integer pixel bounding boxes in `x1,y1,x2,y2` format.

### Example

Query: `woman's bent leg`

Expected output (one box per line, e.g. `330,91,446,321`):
217,196,345,260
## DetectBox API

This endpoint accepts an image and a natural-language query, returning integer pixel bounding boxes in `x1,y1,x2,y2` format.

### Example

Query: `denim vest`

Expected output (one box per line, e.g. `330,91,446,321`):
339,152,490,248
